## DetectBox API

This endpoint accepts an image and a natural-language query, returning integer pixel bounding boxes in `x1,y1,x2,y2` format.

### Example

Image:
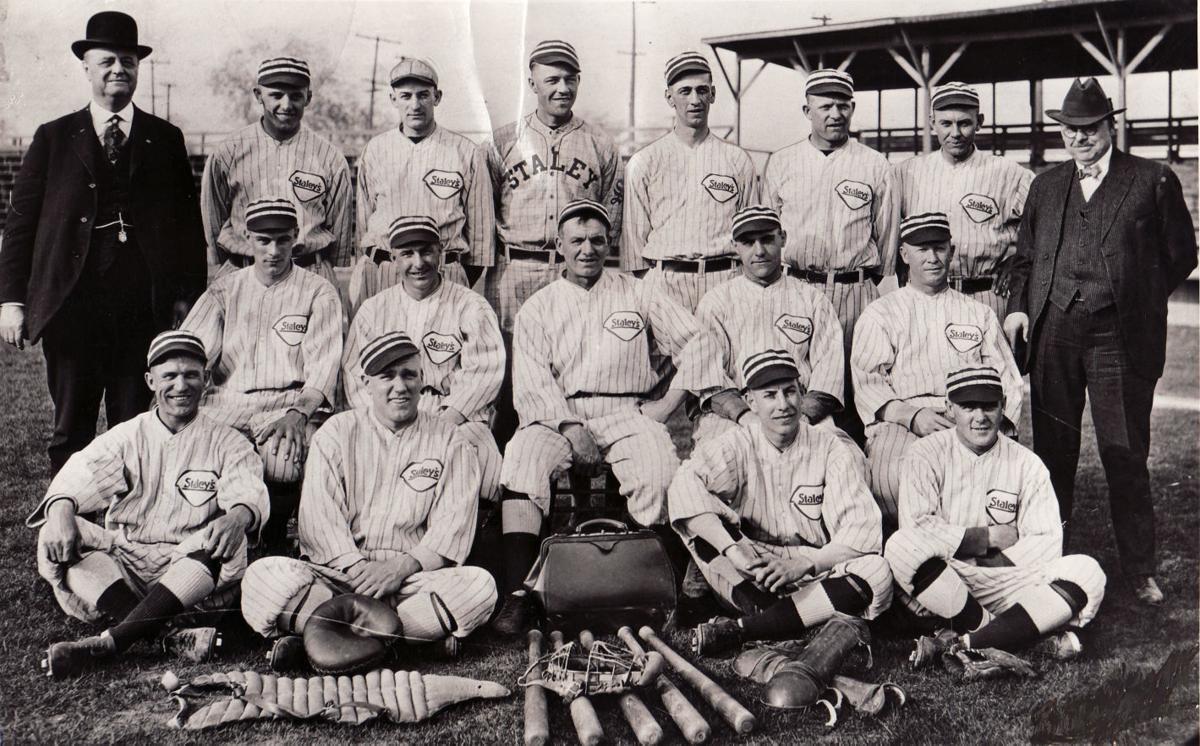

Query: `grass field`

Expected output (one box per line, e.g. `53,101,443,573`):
0,324,1196,745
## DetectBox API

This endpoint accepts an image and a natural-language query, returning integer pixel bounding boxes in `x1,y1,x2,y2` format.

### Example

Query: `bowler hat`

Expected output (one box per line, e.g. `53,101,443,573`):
1046,77,1123,127
72,11,152,60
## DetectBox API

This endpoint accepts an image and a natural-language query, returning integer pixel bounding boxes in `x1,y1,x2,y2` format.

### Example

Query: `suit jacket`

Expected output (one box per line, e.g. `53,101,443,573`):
0,106,206,342
1006,148,1197,380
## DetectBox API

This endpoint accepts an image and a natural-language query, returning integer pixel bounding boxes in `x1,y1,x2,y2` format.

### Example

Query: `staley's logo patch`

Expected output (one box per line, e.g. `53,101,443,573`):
176,470,219,507
273,315,309,346
422,331,463,365
289,170,327,203
945,323,983,353
790,484,825,520
701,173,739,203
835,180,873,210
986,489,1019,525
423,169,465,200
775,314,814,345
960,193,999,223
401,459,444,492
604,311,646,342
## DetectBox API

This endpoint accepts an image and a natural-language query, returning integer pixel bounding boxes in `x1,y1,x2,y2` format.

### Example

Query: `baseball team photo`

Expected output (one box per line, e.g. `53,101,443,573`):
0,0,1196,743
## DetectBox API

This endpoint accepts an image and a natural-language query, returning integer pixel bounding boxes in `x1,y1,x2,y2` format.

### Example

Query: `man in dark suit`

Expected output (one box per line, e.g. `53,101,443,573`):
1004,78,1197,606
0,11,206,473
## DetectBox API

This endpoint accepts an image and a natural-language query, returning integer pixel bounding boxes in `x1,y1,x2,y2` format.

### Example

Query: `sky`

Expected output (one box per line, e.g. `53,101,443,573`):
0,0,1195,155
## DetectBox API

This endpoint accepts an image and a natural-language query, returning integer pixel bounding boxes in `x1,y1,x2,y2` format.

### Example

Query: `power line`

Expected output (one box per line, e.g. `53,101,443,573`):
354,33,403,129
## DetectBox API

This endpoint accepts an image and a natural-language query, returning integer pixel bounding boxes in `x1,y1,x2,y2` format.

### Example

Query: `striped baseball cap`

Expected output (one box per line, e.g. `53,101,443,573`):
946,366,1003,404
147,330,206,368
805,69,854,99
665,51,710,85
558,199,610,230
529,40,580,72
257,57,310,88
390,57,438,87
932,82,980,110
742,349,802,391
360,331,420,376
899,212,951,246
732,206,782,241
245,198,297,232
388,215,441,248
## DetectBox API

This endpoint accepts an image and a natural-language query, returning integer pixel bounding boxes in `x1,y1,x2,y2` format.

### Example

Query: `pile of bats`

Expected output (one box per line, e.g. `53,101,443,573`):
524,626,755,745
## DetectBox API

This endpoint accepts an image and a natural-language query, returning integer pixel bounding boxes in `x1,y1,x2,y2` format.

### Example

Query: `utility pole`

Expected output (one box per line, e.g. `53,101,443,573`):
813,14,832,26
355,33,403,129
620,1,651,138
147,58,170,115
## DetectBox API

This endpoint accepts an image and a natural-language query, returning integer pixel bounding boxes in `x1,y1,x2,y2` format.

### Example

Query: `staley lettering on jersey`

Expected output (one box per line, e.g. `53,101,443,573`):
503,149,600,191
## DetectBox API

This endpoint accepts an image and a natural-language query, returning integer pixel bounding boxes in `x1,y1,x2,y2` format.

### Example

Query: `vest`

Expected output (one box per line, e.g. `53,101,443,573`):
1048,176,1115,312
79,130,150,301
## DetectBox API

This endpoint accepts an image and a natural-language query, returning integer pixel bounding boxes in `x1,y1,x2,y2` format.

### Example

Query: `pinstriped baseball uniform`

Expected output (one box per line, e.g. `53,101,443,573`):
240,409,497,640
500,270,700,525
668,422,892,618
622,131,758,311
348,126,494,310
885,429,1106,626
850,286,1023,520
28,410,269,622
201,122,354,284
894,149,1033,318
483,113,622,332
342,276,504,500
182,266,343,478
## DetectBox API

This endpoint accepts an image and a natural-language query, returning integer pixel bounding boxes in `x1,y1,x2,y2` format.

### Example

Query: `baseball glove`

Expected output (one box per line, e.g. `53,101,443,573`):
942,646,1038,681
303,594,403,675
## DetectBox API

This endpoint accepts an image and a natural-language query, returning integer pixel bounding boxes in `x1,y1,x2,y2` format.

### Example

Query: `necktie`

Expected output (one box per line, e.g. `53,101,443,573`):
1076,163,1100,181
103,115,125,163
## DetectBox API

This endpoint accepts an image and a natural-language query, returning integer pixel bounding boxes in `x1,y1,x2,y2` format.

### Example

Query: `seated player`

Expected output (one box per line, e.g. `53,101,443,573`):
240,331,497,660
343,215,504,504
674,206,853,452
851,212,1021,528
30,331,269,679
182,197,343,549
492,199,702,635
670,350,893,656
885,367,1106,663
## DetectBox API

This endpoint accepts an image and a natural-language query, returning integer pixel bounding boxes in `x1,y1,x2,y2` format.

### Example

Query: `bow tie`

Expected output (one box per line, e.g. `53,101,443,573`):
1077,164,1101,181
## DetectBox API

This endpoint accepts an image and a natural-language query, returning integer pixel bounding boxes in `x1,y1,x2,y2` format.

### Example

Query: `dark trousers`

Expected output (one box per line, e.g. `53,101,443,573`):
492,330,519,453
1030,303,1157,577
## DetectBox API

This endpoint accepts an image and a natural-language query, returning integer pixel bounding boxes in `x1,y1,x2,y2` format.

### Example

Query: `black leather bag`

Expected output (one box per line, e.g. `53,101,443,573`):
527,518,677,634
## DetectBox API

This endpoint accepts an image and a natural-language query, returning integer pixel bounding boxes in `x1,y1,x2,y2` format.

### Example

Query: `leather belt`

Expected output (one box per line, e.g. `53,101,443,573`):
372,248,461,265
649,255,738,274
567,391,636,400
792,267,881,284
949,275,996,293
504,246,560,263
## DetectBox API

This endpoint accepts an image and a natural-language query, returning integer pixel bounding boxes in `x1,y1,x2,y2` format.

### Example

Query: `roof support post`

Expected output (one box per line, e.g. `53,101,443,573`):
1030,79,1044,168
707,45,742,143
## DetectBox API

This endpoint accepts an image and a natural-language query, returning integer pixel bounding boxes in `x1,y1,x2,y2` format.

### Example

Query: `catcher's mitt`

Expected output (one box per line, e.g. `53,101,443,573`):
943,646,1038,681
303,594,403,675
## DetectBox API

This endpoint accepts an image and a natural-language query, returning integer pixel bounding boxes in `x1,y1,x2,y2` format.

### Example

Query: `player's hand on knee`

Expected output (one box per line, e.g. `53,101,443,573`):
43,500,81,564
987,524,1019,552
346,558,417,599
911,408,953,437
562,423,602,469
0,305,26,349
258,410,308,464
202,506,253,562
754,556,815,594
1002,312,1029,348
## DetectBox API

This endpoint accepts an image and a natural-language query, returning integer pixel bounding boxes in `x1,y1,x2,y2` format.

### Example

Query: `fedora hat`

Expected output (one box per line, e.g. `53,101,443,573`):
72,11,152,60
1046,77,1124,127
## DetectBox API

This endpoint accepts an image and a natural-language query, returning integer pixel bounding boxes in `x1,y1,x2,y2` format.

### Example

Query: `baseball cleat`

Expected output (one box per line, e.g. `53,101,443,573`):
42,634,116,679
909,629,959,669
267,634,307,672
1034,629,1083,661
692,616,744,657
162,627,222,663
490,592,534,637
1133,576,1165,606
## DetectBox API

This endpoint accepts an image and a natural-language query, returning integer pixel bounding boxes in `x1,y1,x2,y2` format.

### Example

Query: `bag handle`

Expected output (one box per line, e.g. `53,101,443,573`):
574,518,628,534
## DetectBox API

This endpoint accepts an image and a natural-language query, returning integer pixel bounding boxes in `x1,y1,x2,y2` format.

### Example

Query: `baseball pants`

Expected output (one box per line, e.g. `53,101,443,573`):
37,518,246,624
885,528,1107,627
693,413,868,479
346,255,470,318
483,255,563,335
203,390,324,484
500,397,679,527
642,265,739,314
804,275,879,444
863,399,943,527
240,556,497,641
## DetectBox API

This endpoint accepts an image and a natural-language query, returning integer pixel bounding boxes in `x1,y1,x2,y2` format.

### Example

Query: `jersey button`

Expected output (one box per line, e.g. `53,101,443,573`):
80,217,88,223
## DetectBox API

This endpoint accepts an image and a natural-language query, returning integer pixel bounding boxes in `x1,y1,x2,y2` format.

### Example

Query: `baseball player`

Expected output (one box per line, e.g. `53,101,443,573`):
885,366,1106,663
671,350,892,656
622,51,758,313
485,39,622,446
240,331,497,658
762,69,899,443
348,57,494,313
893,82,1033,319
30,331,269,679
491,199,700,635
851,213,1022,528
673,205,852,451
182,198,343,549
200,57,353,290
343,215,504,503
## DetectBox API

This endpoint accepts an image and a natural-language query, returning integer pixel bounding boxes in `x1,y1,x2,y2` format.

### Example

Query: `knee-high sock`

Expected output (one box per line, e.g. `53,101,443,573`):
500,492,542,595
911,558,992,633
740,575,871,640
107,554,217,651
965,581,1082,651
64,552,140,623
263,481,301,548
95,581,140,623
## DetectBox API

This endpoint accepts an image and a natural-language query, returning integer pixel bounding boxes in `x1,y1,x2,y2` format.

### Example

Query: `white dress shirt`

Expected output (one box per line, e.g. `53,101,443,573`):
1075,145,1112,202
89,100,134,143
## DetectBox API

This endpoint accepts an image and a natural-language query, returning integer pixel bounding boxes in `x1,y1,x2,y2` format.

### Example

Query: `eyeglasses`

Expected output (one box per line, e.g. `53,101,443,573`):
1062,124,1103,140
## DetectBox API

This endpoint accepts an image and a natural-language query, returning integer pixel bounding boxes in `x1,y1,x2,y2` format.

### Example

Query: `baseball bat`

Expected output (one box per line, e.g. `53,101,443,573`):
638,626,756,735
524,630,550,746
617,627,710,744
579,630,662,746
552,630,604,746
